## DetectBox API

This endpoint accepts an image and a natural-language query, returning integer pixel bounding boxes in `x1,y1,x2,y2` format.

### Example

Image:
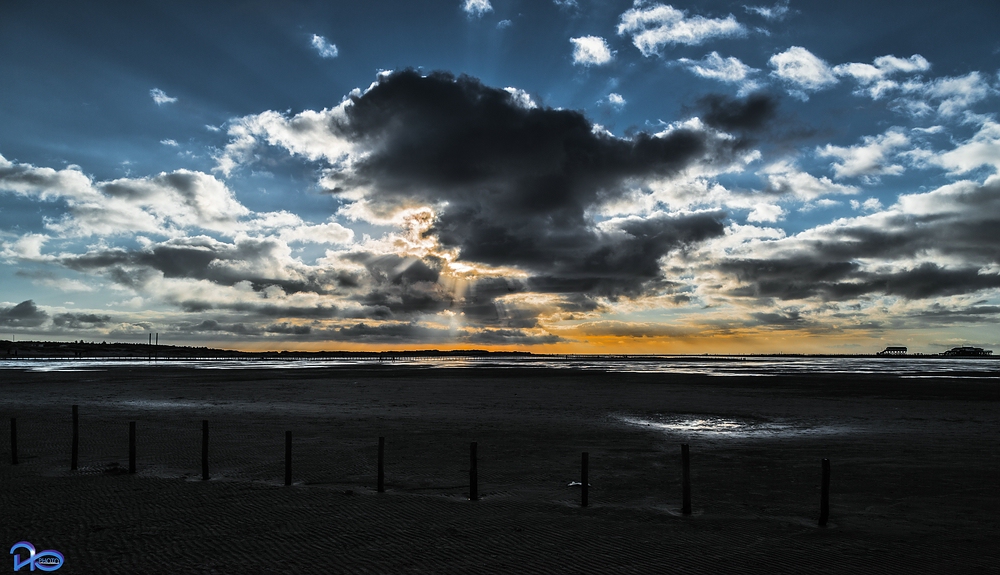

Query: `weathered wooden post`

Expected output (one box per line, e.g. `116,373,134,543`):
819,458,830,527
201,420,209,480
71,405,79,470
581,452,589,507
470,442,478,501
128,421,136,474
284,431,292,486
377,436,385,493
681,444,691,515
10,417,17,465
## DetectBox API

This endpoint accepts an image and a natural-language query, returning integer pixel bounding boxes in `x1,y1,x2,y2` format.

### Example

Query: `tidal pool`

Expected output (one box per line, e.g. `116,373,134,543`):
616,414,854,438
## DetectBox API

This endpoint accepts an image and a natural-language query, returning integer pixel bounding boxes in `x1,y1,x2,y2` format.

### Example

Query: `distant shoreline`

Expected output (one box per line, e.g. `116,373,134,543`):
1,339,996,361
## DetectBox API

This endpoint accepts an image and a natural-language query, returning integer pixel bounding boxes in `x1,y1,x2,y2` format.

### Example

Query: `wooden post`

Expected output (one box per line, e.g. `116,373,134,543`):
284,431,292,486
470,442,478,501
681,444,691,515
201,420,209,480
10,417,17,465
128,421,136,474
71,405,79,470
377,436,385,493
581,452,589,507
819,458,830,527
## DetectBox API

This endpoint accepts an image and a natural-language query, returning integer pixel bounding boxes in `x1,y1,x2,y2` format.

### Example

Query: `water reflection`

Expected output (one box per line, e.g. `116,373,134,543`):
617,414,852,438
1,355,997,378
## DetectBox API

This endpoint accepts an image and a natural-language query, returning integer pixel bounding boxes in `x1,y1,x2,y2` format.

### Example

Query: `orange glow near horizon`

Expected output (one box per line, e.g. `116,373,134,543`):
220,330,887,355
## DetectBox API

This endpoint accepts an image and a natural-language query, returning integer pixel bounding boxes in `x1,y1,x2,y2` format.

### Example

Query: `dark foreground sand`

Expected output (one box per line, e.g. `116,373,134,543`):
1,365,998,574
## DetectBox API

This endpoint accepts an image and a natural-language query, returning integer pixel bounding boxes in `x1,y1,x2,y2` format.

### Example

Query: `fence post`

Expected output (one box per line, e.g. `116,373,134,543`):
581,452,589,507
10,418,17,465
128,421,136,474
681,444,691,515
71,405,78,470
819,458,830,527
201,420,209,480
284,431,292,486
470,442,478,501
377,436,385,493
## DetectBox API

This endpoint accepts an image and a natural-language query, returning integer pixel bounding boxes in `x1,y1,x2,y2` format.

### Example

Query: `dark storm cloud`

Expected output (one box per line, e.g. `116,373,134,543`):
265,323,312,335
180,320,263,336
332,70,733,298
749,310,804,326
0,300,49,327
173,301,342,320
576,321,692,338
695,92,779,133
910,303,1000,324
346,252,452,316
461,329,563,345
52,312,111,329
324,322,451,343
61,239,332,295
724,259,1000,301
723,179,1000,302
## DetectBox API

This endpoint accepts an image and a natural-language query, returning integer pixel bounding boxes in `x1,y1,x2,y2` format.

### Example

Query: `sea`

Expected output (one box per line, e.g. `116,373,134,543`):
1,355,997,378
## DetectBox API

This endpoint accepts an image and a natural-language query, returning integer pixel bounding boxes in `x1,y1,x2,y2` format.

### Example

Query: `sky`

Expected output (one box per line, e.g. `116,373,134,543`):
1,0,999,354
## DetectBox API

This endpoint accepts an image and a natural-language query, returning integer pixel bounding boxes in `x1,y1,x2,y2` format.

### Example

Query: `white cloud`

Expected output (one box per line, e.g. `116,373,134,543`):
931,119,1000,175
278,220,354,245
769,47,837,96
679,51,755,82
850,197,883,212
761,160,858,200
607,93,626,107
462,0,493,17
150,88,177,105
160,139,179,147
247,211,354,245
873,54,931,74
553,0,578,6
832,54,930,99
217,102,357,176
743,1,789,20
496,19,512,29
817,129,910,179
570,36,615,66
0,233,51,262
747,203,785,222
40,277,95,293
504,87,537,109
921,72,993,116
310,34,339,58
617,3,746,56
677,51,759,94
0,155,253,238
87,170,251,236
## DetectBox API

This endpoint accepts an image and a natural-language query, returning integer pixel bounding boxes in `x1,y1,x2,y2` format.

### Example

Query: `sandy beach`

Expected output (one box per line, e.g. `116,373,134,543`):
1,364,998,574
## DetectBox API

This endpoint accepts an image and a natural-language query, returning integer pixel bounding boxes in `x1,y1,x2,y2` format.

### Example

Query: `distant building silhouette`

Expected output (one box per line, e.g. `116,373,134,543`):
942,346,993,357
877,346,907,356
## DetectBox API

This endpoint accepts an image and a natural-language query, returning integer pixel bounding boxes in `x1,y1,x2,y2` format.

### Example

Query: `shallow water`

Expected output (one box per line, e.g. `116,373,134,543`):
615,414,856,439
1,355,997,378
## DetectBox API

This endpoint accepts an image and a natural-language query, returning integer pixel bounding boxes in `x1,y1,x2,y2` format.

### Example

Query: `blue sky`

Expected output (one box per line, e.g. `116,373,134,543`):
1,0,999,353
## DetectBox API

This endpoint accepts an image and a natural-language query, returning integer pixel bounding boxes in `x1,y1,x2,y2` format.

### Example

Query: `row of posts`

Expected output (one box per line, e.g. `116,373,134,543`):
8,410,832,527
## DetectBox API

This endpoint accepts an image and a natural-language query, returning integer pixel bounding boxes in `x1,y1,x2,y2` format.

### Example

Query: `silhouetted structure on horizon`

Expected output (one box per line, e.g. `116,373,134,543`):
942,346,993,357
877,346,907,356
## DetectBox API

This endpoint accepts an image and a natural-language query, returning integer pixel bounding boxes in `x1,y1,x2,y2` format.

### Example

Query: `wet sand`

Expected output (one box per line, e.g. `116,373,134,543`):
1,366,998,574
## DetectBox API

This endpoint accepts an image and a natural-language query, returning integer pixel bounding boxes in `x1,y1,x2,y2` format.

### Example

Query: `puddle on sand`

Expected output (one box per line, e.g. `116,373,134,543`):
616,414,853,438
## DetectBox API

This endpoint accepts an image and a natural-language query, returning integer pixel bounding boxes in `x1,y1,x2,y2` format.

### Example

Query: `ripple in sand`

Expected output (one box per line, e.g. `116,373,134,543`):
616,414,852,438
